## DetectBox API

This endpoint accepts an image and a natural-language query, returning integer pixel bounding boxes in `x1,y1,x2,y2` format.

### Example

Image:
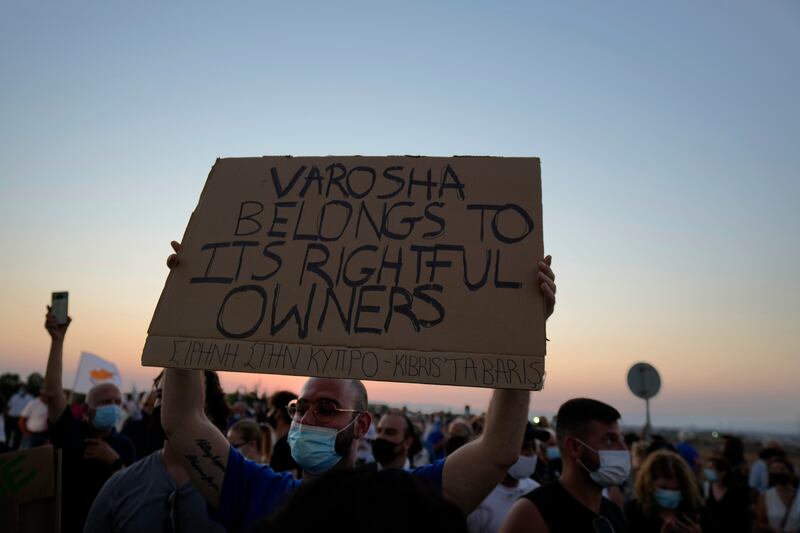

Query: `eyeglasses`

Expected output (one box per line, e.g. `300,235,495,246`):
592,516,616,533
287,399,362,424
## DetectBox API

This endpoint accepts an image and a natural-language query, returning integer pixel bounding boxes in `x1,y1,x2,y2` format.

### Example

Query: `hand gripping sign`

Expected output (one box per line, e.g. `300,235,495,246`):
142,156,547,390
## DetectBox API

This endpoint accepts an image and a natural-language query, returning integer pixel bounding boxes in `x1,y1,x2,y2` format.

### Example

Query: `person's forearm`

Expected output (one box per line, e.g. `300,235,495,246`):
162,368,205,434
441,389,531,513
482,389,530,467
162,368,229,509
44,338,67,423
44,338,64,398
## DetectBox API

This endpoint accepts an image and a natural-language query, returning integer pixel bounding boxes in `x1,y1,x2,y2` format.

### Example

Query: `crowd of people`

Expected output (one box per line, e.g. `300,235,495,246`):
1,253,798,532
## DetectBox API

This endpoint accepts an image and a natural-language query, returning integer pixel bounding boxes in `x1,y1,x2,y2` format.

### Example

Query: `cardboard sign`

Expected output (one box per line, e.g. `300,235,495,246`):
142,156,546,389
0,445,60,533
72,351,122,394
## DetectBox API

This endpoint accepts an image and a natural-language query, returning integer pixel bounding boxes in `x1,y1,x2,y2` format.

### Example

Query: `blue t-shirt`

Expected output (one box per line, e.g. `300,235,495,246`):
217,447,446,532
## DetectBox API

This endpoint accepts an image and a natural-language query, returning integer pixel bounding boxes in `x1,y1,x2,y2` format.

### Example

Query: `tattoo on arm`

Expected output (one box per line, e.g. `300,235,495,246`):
196,439,226,471
184,439,226,491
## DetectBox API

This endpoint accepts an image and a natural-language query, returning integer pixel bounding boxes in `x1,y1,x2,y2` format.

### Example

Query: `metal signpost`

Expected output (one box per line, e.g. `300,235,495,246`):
627,362,661,437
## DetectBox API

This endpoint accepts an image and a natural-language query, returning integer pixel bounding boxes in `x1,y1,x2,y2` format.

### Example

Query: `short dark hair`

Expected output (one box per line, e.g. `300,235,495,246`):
384,409,415,441
270,390,298,424
555,398,620,446
203,371,231,434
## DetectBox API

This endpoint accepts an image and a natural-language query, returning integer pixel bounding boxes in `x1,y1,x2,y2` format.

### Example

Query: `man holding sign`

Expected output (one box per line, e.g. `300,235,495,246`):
162,255,555,532
154,156,554,531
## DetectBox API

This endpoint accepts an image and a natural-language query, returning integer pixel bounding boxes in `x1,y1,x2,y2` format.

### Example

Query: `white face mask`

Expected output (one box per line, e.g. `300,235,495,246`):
575,439,630,487
508,454,538,480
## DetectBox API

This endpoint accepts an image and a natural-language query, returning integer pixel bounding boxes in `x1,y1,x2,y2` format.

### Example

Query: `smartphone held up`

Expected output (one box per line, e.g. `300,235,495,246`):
51,291,69,325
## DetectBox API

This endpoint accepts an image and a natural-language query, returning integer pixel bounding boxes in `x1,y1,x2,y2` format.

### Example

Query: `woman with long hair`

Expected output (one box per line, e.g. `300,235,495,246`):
227,418,272,464
625,450,704,532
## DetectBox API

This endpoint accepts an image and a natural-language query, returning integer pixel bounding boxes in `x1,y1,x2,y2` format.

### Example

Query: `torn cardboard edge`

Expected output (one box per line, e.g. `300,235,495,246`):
143,335,545,391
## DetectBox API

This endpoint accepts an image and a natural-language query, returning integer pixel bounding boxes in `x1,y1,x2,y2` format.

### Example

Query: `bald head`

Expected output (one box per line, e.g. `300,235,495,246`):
348,379,368,412
87,383,121,409
301,377,368,412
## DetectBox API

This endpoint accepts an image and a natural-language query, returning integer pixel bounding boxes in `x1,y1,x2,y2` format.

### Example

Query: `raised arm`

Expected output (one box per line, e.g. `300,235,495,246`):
161,368,231,509
442,389,530,513
161,240,231,508
43,308,70,424
441,256,556,513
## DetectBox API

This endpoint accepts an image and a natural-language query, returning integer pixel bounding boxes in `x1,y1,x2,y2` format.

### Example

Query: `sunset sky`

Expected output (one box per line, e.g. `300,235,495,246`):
1,1,798,434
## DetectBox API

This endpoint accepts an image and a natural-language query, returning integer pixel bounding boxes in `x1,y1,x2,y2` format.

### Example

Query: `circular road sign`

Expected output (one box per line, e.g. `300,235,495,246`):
627,362,661,400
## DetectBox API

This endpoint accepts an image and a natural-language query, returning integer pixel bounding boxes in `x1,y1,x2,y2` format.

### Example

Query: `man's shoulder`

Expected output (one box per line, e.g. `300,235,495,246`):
408,457,445,489
523,480,566,505
228,446,300,489
217,447,300,531
109,451,160,482
410,457,445,475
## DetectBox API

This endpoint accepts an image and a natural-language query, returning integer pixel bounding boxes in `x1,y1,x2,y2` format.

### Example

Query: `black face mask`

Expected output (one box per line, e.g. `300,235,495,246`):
266,414,279,430
770,473,791,487
334,421,357,458
371,438,400,465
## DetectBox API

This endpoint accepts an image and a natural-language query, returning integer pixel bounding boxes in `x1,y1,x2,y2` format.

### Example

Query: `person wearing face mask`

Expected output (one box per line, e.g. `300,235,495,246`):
162,244,558,533
534,428,562,485
84,370,231,533
755,456,800,533
624,450,704,533
370,409,416,471
701,455,752,533
42,307,137,532
468,422,548,533
267,390,300,476
502,398,630,533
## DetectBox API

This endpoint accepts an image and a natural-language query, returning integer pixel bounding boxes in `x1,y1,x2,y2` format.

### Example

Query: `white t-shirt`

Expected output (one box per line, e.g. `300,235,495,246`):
8,392,33,417
765,487,800,531
467,478,540,533
21,397,49,432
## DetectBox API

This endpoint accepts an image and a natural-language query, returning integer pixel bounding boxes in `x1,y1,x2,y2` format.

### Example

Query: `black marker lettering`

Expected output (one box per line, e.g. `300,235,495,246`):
235,201,264,236
191,242,233,284
216,284,267,339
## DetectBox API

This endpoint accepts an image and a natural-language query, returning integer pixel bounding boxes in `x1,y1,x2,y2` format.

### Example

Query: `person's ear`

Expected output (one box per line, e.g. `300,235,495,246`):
563,437,578,459
355,412,372,438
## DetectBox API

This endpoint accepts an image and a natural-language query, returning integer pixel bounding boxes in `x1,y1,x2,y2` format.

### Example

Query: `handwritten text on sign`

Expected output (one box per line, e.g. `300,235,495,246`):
143,157,545,389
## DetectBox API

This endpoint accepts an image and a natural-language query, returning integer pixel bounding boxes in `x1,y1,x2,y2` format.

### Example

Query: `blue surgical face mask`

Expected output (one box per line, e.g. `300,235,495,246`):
546,446,561,460
93,404,122,430
655,488,682,509
575,441,631,488
288,418,357,475
704,468,717,482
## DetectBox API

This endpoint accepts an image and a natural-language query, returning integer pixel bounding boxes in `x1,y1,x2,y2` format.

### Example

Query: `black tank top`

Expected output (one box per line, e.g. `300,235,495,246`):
522,481,629,533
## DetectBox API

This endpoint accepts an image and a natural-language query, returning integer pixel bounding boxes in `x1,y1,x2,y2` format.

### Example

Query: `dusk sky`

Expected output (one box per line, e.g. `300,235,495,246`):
1,1,798,434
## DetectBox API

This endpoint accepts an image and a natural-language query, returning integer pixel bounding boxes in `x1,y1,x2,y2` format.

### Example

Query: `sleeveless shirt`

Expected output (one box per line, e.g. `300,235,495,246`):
522,481,629,533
